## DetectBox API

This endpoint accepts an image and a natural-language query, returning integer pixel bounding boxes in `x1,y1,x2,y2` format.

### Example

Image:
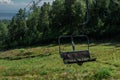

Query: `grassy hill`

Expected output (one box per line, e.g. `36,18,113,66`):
0,43,120,80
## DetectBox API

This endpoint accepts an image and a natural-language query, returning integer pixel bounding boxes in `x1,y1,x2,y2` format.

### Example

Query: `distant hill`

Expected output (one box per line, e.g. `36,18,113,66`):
0,12,16,20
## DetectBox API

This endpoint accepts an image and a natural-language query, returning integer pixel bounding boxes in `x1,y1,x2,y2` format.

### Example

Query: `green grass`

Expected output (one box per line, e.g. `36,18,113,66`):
0,43,120,80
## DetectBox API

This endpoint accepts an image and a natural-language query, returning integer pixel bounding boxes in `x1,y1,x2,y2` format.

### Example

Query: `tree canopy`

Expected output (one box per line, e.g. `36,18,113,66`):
0,0,120,50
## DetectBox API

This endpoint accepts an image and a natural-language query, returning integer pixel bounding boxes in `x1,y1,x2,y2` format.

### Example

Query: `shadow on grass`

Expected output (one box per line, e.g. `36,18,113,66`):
89,40,120,48
0,53,51,60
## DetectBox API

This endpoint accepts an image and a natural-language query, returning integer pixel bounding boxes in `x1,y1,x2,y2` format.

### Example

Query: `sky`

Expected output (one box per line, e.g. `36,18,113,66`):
0,0,54,13
0,0,54,19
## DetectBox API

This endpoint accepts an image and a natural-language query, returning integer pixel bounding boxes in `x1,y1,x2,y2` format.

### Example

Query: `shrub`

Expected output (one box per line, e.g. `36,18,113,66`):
93,67,112,80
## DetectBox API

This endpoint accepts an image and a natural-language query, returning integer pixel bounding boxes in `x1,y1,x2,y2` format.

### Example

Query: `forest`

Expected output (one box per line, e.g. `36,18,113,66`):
0,0,120,50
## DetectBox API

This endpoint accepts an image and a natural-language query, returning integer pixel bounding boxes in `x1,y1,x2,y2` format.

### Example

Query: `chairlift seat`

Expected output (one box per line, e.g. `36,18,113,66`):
58,35,96,65
61,50,96,64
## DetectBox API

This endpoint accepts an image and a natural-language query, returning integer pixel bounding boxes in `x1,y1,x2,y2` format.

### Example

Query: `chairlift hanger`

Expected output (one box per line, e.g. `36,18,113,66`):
58,35,96,65
58,0,96,65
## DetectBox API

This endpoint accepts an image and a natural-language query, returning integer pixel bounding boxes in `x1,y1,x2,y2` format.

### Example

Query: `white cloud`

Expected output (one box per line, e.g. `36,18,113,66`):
0,0,14,4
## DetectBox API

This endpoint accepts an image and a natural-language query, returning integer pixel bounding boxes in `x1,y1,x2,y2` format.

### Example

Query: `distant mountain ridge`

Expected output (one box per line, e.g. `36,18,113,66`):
0,13,16,20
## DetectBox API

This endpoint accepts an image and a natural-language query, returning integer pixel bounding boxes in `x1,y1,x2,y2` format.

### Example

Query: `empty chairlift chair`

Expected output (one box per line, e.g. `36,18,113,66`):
58,35,96,65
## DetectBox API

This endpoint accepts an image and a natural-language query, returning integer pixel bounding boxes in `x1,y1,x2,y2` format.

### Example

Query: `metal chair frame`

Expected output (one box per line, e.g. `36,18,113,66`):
58,35,96,65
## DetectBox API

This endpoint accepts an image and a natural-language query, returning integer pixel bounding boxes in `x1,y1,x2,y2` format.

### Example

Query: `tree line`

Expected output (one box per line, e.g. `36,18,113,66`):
0,0,120,50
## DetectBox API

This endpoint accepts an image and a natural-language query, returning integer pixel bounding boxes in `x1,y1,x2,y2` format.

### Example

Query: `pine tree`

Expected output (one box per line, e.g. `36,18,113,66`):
38,2,51,41
27,2,40,45
0,22,8,49
8,9,28,47
64,0,76,35
50,0,65,38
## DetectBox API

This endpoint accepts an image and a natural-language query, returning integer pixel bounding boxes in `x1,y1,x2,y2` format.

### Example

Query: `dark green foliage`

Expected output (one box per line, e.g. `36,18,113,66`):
0,0,120,50
8,9,28,47
104,0,120,38
50,0,65,38
27,2,40,45
38,3,51,41
0,22,8,49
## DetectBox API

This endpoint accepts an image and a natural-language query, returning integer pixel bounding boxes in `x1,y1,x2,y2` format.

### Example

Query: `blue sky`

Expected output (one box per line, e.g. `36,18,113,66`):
0,0,54,13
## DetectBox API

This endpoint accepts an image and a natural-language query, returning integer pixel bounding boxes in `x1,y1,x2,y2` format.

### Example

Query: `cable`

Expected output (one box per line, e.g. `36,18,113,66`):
25,0,33,9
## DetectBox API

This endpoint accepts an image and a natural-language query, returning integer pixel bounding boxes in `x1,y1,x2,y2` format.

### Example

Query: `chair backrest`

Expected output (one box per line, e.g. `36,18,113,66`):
61,50,90,60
